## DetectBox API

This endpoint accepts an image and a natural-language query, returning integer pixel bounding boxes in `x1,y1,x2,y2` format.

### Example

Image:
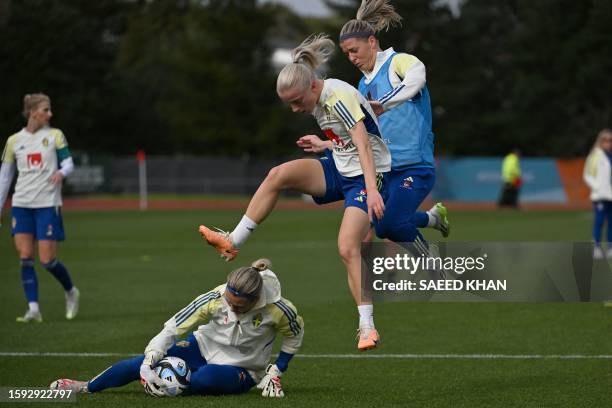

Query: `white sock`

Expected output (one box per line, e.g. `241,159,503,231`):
357,304,375,328
28,302,40,313
229,215,258,248
426,211,437,228
66,287,77,296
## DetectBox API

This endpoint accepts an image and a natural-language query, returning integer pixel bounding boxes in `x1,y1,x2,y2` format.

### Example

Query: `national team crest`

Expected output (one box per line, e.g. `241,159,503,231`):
401,177,414,189
27,153,43,169
42,138,49,147
323,128,344,147
252,313,263,328
354,189,367,203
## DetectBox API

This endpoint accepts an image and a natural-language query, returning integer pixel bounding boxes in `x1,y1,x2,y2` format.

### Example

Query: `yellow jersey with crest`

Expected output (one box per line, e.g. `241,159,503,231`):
1,126,69,208
312,78,391,177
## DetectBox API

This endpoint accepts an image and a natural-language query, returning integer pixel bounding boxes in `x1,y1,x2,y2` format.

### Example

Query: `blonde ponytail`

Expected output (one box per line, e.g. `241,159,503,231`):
277,33,335,94
339,0,402,41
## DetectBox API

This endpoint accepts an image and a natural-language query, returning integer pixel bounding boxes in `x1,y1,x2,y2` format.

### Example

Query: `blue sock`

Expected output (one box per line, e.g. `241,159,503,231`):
605,202,612,244
42,259,73,291
190,364,255,395
21,258,38,303
88,355,144,393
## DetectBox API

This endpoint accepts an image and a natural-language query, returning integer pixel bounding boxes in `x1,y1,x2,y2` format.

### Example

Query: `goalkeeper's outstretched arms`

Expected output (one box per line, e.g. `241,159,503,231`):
258,297,304,398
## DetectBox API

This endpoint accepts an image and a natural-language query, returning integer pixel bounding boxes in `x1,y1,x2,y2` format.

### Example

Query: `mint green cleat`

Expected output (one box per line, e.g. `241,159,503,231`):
428,202,450,238
16,310,43,323
65,287,80,320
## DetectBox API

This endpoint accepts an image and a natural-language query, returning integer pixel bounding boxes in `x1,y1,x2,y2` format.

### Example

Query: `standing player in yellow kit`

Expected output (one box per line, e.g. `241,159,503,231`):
0,93,80,323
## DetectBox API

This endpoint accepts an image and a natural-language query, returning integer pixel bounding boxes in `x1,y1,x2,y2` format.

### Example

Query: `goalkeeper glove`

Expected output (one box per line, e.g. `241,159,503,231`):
139,351,166,397
257,364,284,398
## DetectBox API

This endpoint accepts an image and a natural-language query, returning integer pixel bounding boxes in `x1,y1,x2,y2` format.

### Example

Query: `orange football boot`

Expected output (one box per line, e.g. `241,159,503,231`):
357,327,380,351
198,225,239,261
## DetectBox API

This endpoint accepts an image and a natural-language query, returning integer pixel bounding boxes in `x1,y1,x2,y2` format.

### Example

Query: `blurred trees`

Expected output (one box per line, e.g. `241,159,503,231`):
326,0,612,156
0,0,610,157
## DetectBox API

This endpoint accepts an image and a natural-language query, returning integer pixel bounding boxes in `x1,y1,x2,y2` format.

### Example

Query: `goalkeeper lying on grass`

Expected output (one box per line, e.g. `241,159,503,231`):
50,258,303,398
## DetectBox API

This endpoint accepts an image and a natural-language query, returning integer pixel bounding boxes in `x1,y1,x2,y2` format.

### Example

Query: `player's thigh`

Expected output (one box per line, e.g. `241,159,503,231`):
14,234,35,259
338,206,370,251
165,334,207,372
271,159,326,197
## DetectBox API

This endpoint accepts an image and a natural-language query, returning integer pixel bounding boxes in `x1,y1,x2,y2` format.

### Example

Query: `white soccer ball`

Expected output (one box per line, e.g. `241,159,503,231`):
145,356,191,397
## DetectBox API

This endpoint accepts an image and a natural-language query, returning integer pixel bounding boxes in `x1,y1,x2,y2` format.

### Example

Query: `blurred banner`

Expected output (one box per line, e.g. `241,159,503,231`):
62,154,589,205
432,157,588,204
361,242,612,302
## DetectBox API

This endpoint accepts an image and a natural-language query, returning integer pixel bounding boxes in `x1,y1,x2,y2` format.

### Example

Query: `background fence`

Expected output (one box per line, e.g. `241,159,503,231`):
64,153,590,205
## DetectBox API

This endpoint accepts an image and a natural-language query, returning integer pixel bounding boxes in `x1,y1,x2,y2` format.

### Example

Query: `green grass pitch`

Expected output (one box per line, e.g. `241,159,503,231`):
0,207,610,407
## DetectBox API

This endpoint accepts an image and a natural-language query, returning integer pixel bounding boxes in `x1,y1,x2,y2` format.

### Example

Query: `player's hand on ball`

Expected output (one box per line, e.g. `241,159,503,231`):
139,363,165,394
143,350,164,367
257,364,284,398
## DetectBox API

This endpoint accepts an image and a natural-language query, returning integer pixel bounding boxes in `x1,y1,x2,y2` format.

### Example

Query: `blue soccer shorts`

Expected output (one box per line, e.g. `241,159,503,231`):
11,206,66,241
312,149,344,205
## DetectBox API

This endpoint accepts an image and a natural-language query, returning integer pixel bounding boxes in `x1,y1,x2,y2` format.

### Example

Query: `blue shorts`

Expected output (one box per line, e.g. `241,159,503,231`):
11,206,66,241
340,174,380,214
311,150,388,213
312,150,344,205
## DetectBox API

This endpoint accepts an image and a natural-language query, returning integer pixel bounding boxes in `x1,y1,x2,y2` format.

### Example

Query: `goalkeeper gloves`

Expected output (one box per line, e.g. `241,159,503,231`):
257,364,284,398
139,351,166,397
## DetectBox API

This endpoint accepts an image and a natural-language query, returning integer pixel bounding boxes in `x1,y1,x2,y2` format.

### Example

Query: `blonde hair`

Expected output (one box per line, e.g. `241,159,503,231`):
225,258,272,305
591,128,612,152
339,0,402,41
22,93,50,119
276,34,335,94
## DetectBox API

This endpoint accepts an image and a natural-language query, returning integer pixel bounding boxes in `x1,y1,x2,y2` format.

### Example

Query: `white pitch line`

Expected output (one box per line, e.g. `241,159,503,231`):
1,352,611,360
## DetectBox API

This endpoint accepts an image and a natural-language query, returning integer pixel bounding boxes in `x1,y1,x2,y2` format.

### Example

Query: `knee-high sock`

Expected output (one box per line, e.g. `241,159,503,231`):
42,259,73,291
21,258,38,303
87,355,144,393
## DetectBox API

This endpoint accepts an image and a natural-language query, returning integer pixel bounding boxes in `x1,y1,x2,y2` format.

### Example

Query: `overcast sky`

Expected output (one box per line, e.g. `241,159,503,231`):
259,0,332,17
259,0,464,17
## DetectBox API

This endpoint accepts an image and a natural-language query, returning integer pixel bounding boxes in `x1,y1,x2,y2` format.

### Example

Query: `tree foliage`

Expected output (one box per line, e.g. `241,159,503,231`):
0,0,610,157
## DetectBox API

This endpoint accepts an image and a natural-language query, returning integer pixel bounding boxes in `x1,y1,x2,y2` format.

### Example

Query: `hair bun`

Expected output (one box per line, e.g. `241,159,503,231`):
251,258,272,271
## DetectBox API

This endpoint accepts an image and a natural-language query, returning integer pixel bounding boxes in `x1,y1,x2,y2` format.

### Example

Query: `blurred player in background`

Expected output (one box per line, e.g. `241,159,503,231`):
0,93,79,323
300,0,450,244
50,259,302,398
498,148,522,208
200,33,390,350
583,129,612,259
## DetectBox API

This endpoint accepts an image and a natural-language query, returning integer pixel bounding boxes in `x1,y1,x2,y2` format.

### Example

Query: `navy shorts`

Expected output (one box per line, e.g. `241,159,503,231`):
312,150,344,205
380,167,435,217
11,206,66,241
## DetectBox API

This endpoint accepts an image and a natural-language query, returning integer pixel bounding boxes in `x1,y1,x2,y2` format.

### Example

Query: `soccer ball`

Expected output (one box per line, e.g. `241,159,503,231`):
144,356,191,397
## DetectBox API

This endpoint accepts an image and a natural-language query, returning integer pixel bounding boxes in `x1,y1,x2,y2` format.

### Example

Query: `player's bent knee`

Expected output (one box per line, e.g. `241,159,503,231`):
337,243,361,262
375,221,418,242
263,165,287,189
